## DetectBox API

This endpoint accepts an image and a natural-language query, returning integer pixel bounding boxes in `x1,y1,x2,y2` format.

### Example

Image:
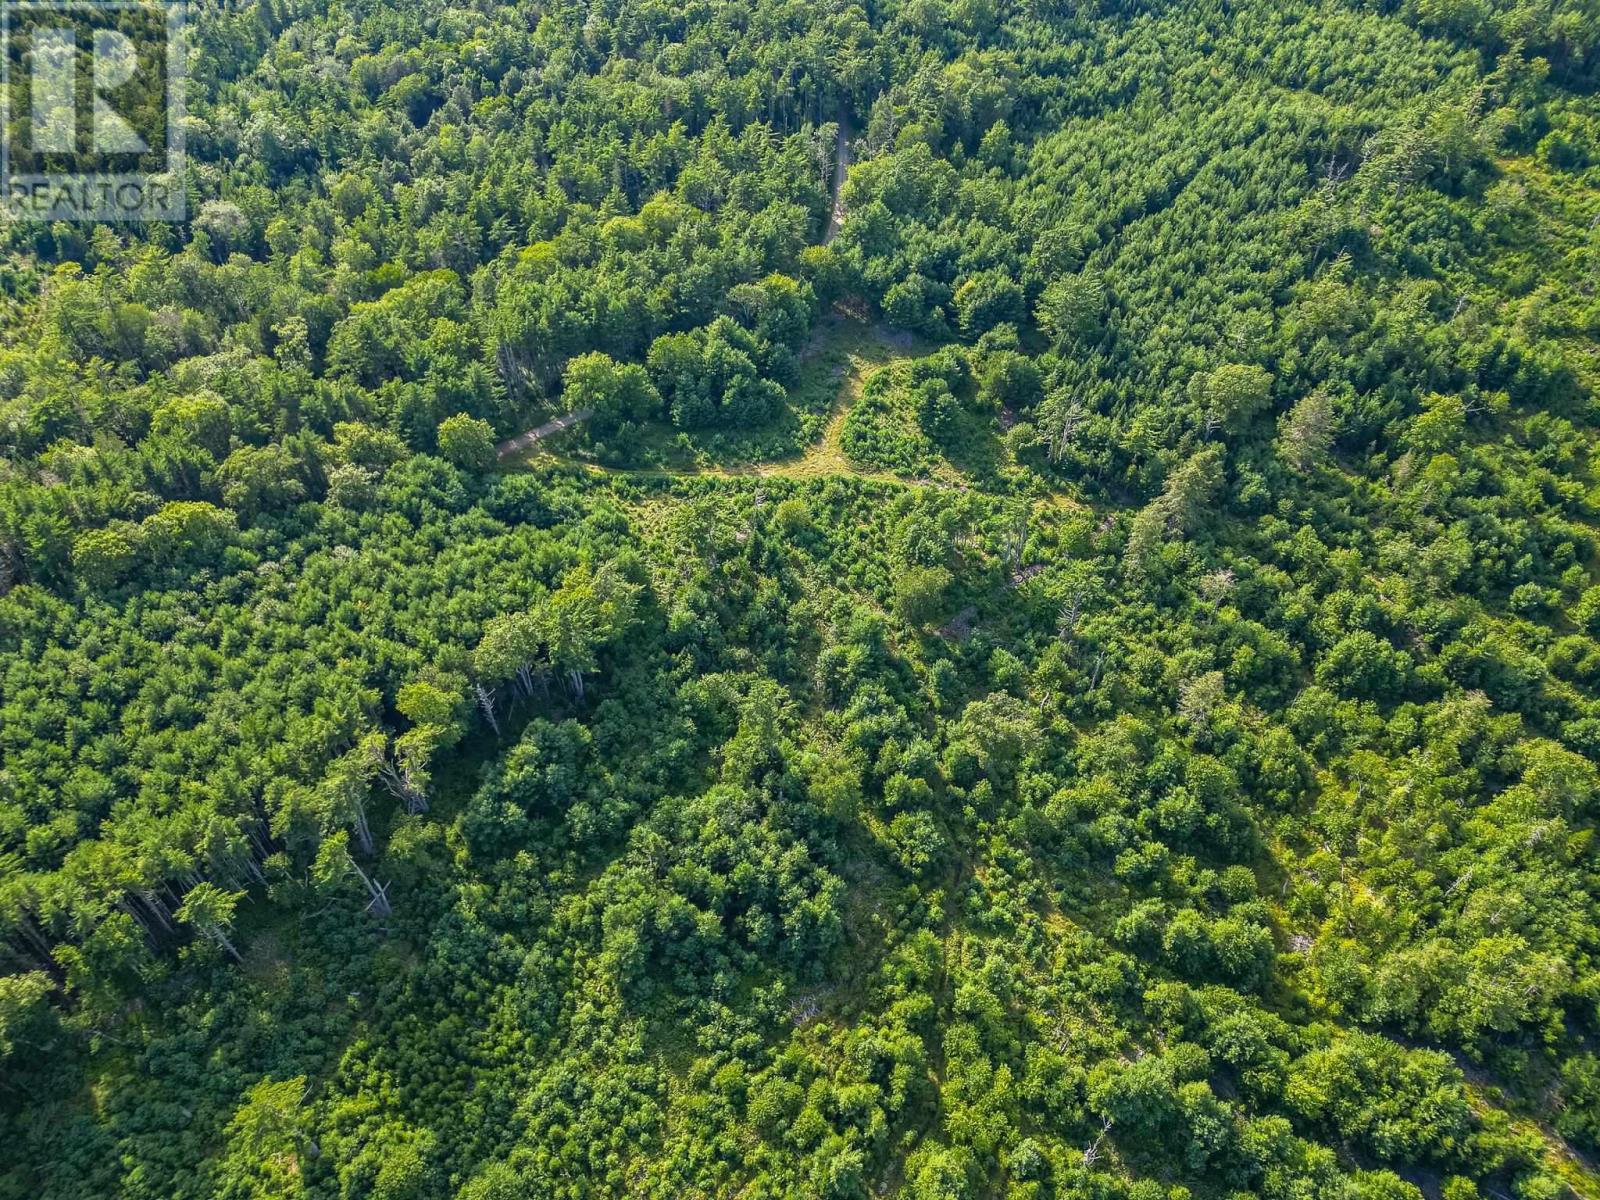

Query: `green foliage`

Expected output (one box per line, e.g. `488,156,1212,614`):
1037,271,1105,345
560,352,660,442
648,318,788,431
0,973,55,1063
218,1077,309,1200
893,564,955,628
1286,1036,1473,1164
435,414,496,470
1,0,1599,1196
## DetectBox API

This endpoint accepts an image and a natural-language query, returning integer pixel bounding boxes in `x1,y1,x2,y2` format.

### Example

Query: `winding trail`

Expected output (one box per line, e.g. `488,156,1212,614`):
495,409,593,461
824,113,852,245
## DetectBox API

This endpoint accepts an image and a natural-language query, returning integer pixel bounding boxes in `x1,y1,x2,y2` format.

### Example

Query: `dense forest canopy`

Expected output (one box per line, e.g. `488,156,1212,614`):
4,0,1600,1196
